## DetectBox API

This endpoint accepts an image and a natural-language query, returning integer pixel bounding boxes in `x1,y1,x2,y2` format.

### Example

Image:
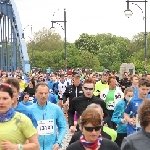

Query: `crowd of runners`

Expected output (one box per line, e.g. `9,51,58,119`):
0,68,150,150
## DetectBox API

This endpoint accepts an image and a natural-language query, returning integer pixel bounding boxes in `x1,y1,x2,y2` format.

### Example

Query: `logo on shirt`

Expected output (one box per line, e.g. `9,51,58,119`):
135,103,138,106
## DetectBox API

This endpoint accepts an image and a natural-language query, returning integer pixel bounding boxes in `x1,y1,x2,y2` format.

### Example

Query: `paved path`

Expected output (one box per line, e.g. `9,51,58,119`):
59,128,72,149
59,121,72,150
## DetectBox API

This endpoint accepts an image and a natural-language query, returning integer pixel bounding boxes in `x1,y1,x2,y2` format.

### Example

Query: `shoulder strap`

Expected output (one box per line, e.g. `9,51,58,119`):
126,97,132,107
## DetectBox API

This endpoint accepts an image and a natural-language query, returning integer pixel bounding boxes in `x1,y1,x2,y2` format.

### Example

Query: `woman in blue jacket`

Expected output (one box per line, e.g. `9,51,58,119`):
111,87,133,147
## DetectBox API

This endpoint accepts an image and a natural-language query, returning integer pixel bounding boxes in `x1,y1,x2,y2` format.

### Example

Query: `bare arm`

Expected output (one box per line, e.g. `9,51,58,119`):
22,133,39,150
1,134,39,150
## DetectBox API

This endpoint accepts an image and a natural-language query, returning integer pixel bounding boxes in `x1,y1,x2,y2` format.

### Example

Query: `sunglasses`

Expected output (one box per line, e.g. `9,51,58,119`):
84,126,102,132
84,87,94,91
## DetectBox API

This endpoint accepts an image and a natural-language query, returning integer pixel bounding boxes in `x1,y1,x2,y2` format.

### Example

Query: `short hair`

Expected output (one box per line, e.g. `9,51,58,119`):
79,108,102,129
124,87,134,95
146,73,150,76
73,74,80,79
130,74,139,81
87,103,103,114
83,78,95,85
35,82,49,92
138,99,150,128
5,77,20,92
108,75,116,84
138,77,150,87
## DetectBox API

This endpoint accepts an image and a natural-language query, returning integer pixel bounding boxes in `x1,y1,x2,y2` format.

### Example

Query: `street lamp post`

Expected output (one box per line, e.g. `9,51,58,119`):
124,0,148,75
21,25,33,71
51,9,67,72
0,44,2,70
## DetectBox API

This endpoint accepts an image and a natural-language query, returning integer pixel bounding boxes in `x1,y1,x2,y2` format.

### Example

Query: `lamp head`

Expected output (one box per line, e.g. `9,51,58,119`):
50,27,55,33
124,9,133,18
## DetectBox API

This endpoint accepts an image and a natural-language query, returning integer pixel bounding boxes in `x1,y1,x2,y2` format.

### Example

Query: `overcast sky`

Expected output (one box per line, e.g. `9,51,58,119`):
14,0,150,42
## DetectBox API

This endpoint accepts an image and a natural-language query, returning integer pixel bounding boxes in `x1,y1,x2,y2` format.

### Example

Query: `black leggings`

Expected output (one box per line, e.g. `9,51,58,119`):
116,133,127,147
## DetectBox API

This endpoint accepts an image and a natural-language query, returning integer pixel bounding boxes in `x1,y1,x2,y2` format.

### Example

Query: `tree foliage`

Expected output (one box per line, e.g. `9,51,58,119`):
27,28,150,73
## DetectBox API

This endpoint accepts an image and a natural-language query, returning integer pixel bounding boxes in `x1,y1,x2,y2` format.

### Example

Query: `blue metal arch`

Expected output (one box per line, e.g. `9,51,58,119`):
0,0,30,72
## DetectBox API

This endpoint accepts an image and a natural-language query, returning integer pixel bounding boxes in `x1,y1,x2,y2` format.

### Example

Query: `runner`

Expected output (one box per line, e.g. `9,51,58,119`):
100,75,124,129
30,82,66,150
67,108,120,150
111,87,133,147
4,77,38,128
68,78,109,133
69,103,117,145
124,77,150,135
0,83,39,150
121,99,150,150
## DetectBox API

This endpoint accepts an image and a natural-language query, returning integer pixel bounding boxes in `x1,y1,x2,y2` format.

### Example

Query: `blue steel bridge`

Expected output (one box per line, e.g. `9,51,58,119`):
0,0,30,72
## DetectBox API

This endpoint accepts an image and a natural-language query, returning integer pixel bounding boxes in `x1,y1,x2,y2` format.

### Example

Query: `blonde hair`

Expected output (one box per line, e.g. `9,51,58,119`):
130,74,139,81
87,103,103,113
124,87,133,95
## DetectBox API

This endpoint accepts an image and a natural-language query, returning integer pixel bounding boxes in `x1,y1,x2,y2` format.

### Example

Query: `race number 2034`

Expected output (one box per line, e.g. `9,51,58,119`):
37,119,54,135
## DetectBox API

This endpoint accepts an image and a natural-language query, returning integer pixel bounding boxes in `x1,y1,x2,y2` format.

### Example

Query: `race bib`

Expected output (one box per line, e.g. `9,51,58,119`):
29,97,34,103
136,114,141,128
37,119,54,135
107,101,115,110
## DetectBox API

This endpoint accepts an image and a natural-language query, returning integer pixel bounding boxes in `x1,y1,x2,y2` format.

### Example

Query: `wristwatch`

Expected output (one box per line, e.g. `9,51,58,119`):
17,144,23,150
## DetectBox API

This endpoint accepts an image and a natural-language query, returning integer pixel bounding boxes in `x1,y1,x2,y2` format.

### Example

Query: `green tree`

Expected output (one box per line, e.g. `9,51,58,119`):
27,27,63,52
129,32,150,53
80,50,101,71
75,33,99,55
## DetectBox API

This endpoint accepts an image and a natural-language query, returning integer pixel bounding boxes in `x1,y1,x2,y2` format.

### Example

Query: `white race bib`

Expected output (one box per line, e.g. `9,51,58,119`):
29,97,34,103
37,119,54,135
107,101,115,110
136,114,141,128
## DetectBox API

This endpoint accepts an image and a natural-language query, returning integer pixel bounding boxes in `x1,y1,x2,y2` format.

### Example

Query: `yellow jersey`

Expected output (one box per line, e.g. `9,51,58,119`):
0,112,37,149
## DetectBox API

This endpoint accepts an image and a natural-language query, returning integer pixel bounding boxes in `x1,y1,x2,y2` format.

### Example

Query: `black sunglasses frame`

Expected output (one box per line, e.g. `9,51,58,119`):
83,87,94,91
84,126,102,132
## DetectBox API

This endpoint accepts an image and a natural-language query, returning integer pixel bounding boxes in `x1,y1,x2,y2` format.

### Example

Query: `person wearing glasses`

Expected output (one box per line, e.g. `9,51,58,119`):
69,104,117,145
68,78,109,133
0,83,39,150
67,108,120,150
21,93,32,106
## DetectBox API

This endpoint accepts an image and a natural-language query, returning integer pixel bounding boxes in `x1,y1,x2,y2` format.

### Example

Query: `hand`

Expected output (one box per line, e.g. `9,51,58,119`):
52,143,59,150
121,118,127,124
63,101,69,106
70,126,77,133
129,118,136,126
1,140,18,150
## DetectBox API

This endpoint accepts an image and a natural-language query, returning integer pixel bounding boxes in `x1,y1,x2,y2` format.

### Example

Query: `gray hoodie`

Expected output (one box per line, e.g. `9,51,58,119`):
121,129,150,150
